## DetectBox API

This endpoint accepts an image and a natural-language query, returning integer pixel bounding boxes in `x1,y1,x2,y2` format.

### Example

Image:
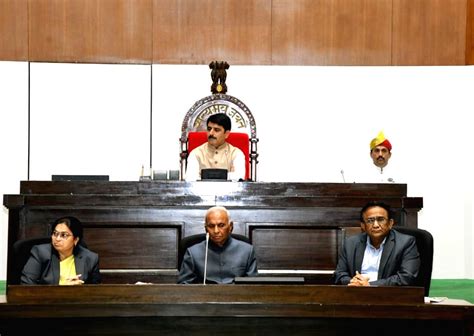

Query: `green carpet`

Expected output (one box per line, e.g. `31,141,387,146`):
1,279,472,303
429,279,474,303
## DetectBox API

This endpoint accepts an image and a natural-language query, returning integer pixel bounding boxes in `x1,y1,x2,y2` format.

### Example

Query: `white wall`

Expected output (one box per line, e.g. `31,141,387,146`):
0,61,29,282
1,62,473,281
29,63,151,180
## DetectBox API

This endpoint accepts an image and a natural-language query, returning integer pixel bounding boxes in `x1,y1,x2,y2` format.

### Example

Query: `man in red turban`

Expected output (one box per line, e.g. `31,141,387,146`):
367,131,395,183
370,131,392,169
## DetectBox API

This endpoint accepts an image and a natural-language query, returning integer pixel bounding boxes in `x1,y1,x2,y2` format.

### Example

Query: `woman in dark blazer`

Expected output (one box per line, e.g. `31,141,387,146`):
21,216,101,285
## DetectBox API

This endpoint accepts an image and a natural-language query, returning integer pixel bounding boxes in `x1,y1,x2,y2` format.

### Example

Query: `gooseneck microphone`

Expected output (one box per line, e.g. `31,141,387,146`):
203,232,209,285
340,169,346,183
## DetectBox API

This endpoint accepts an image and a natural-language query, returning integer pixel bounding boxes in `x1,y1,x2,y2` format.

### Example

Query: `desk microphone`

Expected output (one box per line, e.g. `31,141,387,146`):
203,232,209,285
340,169,346,183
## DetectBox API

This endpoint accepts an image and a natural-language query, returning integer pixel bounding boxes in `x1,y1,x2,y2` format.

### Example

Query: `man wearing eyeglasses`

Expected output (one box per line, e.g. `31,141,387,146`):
334,201,420,286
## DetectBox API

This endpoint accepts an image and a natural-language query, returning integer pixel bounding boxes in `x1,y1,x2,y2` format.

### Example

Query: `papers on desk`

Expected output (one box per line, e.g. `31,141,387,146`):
425,296,448,303
134,281,153,285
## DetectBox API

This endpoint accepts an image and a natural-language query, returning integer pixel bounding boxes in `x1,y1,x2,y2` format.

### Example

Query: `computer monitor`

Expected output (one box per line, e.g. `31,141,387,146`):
200,168,228,180
52,175,109,181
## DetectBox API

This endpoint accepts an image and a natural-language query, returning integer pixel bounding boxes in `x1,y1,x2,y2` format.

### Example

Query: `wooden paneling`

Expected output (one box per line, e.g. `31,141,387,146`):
250,225,339,270
7,284,425,305
28,0,153,64
393,0,467,65
0,0,28,60
467,0,474,64
153,0,272,64
84,226,180,269
272,0,393,65
2,286,473,336
1,0,471,65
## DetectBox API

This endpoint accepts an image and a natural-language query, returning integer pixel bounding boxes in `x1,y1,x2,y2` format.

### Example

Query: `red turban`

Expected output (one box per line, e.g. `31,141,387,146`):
370,131,392,151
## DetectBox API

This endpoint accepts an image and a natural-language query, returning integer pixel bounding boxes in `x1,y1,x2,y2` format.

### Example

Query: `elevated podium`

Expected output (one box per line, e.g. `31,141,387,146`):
4,181,423,284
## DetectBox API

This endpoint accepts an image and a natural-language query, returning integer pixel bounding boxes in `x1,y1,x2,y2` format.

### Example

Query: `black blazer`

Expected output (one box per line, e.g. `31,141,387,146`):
21,243,101,285
334,230,420,286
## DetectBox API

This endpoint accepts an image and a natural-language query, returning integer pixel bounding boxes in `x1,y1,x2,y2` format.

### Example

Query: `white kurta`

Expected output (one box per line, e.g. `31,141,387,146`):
356,162,398,184
342,161,399,184
185,142,245,181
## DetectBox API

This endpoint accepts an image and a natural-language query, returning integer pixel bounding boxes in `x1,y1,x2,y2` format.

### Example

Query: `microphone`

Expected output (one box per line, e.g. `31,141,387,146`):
340,169,346,183
203,232,209,285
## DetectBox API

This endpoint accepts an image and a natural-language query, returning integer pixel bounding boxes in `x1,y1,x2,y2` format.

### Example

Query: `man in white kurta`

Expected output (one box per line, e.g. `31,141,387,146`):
364,131,396,183
185,113,245,181
346,131,398,184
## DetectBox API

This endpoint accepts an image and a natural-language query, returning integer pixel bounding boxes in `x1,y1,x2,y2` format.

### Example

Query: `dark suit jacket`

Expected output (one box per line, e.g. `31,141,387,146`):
334,230,420,286
21,243,101,285
178,236,258,284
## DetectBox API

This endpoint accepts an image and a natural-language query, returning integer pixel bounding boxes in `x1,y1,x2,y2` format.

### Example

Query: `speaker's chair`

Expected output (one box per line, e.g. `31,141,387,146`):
180,94,258,181
186,131,251,180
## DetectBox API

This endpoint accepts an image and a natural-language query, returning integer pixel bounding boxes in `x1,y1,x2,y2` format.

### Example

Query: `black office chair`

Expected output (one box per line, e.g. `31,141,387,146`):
178,233,250,270
393,226,434,296
11,236,51,284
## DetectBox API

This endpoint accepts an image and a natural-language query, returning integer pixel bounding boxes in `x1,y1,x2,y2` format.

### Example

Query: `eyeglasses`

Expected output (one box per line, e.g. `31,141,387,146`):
364,216,389,225
52,230,72,240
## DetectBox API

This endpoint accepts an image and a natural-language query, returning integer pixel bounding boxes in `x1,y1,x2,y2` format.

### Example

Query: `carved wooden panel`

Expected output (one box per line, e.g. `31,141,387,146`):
249,224,340,270
153,0,272,64
0,0,28,60
28,0,153,63
392,0,467,65
272,0,392,65
83,225,181,269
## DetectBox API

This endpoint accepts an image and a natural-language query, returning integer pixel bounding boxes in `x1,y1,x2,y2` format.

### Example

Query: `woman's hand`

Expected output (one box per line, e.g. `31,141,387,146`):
65,274,84,285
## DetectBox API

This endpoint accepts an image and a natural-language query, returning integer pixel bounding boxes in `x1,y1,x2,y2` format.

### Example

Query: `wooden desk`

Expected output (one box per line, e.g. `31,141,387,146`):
0,285,472,336
4,181,423,284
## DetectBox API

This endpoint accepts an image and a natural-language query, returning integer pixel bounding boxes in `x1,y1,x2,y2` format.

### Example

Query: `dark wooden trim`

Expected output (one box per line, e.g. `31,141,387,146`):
0,285,472,336
467,0,474,64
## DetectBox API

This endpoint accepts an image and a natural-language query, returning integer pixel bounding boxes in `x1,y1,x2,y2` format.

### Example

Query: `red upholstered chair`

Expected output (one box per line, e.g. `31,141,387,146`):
187,131,250,180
